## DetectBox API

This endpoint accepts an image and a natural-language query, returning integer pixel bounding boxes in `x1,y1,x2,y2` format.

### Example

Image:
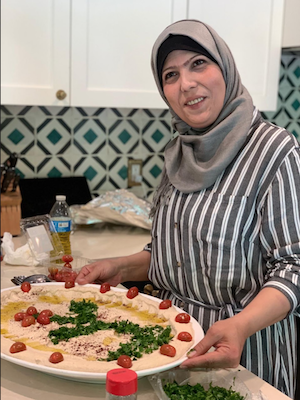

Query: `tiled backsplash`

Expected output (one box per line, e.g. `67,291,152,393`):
1,53,299,198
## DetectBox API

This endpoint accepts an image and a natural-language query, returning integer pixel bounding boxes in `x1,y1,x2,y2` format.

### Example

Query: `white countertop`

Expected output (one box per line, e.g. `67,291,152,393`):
1,224,292,400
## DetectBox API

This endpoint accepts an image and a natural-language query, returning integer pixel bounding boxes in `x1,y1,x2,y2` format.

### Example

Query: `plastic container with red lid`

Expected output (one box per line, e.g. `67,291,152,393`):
106,368,138,400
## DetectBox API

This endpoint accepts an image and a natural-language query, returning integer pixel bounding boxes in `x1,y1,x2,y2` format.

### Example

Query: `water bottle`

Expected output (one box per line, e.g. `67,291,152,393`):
49,195,72,256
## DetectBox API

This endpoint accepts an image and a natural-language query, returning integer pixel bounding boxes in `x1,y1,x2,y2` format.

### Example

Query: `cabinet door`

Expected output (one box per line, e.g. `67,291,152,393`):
1,0,70,106
188,0,284,111
71,0,183,108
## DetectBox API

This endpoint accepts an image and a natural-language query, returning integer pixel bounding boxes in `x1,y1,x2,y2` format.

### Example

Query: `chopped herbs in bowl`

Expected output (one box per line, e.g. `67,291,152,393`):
148,369,251,400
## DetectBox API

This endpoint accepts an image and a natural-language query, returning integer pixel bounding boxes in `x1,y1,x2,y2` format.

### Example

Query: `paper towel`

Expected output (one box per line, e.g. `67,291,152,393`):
1,232,39,266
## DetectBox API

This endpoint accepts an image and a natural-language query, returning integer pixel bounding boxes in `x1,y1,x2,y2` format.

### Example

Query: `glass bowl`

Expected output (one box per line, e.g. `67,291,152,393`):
148,368,252,399
43,255,90,282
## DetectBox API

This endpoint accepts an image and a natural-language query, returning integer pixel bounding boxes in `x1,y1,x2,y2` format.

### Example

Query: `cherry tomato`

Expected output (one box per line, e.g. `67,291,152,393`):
21,315,36,327
159,299,172,309
175,313,191,324
177,332,193,342
160,344,176,357
65,281,75,289
37,313,51,325
21,282,31,292
54,271,63,282
126,286,139,299
26,306,38,316
14,312,27,321
39,309,53,317
9,341,27,353
49,352,64,364
62,255,73,263
64,262,72,269
48,266,58,278
117,355,132,368
100,282,110,293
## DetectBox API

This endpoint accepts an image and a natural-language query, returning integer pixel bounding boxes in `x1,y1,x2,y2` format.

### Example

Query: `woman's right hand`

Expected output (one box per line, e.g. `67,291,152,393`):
75,258,123,286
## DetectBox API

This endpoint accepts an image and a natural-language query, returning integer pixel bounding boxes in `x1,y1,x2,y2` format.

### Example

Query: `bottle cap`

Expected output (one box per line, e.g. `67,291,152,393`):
56,195,66,201
106,368,137,396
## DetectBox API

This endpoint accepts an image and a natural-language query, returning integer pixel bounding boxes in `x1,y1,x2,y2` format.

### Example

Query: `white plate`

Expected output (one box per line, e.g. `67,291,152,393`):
1,283,204,383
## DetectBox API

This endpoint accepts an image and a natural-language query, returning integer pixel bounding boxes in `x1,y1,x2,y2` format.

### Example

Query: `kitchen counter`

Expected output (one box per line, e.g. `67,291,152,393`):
1,224,292,400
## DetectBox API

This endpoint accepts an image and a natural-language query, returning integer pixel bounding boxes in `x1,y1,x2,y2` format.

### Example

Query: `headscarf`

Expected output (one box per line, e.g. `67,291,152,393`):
150,20,254,216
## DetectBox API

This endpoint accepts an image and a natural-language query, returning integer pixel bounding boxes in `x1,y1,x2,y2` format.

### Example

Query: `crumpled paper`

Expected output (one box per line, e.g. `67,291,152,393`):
70,189,152,230
1,232,39,266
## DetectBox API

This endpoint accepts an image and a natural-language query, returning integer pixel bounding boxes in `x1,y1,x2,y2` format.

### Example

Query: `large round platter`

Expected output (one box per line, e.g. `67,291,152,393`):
1,283,204,383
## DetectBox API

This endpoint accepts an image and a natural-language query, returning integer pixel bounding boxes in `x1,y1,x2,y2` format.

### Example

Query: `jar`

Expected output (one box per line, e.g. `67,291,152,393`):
106,368,138,400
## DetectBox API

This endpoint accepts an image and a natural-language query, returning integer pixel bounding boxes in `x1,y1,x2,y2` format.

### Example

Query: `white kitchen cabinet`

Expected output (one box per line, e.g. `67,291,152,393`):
187,0,284,111
71,0,180,109
1,0,70,106
1,0,284,110
282,0,300,48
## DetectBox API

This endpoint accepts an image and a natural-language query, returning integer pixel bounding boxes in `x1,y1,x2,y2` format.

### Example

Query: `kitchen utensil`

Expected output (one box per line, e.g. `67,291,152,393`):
11,274,51,285
1,167,16,193
11,174,21,192
3,152,18,168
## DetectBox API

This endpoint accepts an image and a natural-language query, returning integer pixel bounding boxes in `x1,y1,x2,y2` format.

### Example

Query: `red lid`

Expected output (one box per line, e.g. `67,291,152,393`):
106,368,138,396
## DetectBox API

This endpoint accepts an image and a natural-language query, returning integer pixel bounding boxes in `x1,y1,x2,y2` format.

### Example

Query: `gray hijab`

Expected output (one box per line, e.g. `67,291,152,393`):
150,20,254,216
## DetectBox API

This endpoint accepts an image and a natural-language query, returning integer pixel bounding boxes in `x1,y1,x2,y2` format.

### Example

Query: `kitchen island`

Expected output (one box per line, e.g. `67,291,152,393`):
1,224,293,400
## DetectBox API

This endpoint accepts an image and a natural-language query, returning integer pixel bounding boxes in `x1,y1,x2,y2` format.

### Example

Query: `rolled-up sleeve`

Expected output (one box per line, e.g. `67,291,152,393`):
261,147,300,316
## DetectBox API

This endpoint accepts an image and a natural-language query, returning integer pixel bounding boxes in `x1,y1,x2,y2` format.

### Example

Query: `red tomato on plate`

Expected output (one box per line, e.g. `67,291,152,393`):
21,282,31,292
10,342,27,353
160,344,176,357
117,355,132,368
159,299,172,309
126,286,139,299
49,352,64,364
100,282,110,293
175,313,191,323
177,332,193,342
26,306,37,316
21,315,36,327
14,312,27,321
62,255,73,263
65,280,75,289
37,314,51,325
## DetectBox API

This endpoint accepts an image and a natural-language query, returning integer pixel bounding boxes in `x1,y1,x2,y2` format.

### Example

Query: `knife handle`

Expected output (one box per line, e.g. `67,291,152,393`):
1,168,15,193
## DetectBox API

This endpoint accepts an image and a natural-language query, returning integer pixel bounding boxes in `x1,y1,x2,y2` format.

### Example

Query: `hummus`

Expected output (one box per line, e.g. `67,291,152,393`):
1,284,194,372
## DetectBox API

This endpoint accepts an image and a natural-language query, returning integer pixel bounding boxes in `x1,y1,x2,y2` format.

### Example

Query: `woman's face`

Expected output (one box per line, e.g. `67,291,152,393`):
162,50,226,128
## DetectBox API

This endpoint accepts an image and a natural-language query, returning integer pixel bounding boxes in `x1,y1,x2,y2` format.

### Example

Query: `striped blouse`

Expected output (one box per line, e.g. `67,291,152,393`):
148,109,300,398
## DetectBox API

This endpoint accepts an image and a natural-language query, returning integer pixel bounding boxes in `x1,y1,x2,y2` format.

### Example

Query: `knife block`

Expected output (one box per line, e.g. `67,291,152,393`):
1,185,22,237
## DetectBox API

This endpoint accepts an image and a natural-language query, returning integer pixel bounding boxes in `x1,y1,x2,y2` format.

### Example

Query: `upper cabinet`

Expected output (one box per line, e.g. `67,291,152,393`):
1,0,70,106
71,0,178,109
282,0,300,48
1,0,285,110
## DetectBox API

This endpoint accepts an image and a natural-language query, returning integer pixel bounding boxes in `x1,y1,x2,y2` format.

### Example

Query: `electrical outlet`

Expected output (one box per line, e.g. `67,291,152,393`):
128,159,143,187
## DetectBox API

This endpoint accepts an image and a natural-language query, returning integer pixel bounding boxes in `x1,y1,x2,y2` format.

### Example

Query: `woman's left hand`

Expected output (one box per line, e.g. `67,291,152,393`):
180,318,247,369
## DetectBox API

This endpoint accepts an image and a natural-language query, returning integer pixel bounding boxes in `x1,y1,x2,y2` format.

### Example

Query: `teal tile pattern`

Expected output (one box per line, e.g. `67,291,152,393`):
261,53,300,141
1,53,299,197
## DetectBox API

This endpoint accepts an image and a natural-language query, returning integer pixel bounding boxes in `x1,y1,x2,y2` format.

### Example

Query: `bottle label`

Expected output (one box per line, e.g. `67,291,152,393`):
50,220,71,232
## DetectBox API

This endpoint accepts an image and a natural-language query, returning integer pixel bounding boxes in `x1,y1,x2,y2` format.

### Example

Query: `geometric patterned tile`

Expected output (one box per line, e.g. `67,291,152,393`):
34,155,72,177
286,121,300,141
73,156,107,193
0,117,35,156
141,118,171,153
285,56,300,87
73,107,107,119
284,90,300,119
73,118,106,155
108,119,140,155
142,154,164,189
141,108,170,119
37,118,71,155
107,155,129,190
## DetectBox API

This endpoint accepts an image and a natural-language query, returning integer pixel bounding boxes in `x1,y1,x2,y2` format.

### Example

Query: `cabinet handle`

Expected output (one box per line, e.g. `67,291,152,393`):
56,90,67,100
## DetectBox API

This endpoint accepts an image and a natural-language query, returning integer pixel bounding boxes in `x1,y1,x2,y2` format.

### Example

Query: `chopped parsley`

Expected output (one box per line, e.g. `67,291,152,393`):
163,381,246,400
48,299,173,361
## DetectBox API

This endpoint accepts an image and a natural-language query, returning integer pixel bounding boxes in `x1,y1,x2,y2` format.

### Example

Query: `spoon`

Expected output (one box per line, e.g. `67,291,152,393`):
11,274,52,286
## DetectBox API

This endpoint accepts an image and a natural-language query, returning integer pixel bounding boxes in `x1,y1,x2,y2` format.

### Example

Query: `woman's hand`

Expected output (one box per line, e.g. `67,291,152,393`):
75,258,123,286
180,287,291,370
75,250,151,286
180,317,247,369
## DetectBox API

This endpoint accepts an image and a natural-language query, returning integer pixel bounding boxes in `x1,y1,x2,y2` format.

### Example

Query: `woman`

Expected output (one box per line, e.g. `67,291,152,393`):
76,20,300,397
